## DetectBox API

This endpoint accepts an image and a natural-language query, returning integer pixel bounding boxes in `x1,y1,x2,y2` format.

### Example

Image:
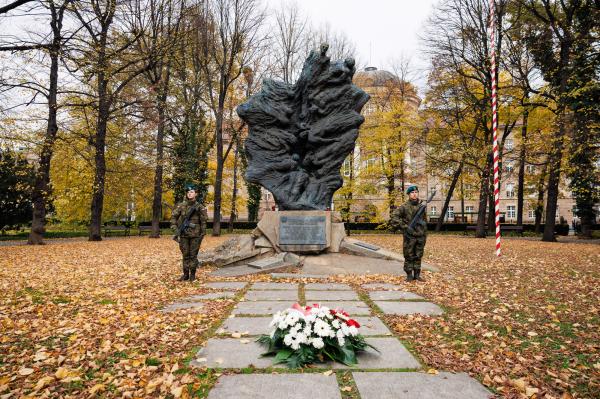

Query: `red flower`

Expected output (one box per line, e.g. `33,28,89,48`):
346,319,361,328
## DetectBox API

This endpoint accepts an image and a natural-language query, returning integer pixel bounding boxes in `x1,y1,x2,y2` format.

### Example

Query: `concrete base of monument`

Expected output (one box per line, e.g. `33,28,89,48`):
199,210,439,276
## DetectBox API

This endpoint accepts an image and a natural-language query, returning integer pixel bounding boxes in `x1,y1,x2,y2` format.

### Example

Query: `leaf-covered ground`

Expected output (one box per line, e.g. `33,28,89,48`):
358,235,600,399
0,235,598,398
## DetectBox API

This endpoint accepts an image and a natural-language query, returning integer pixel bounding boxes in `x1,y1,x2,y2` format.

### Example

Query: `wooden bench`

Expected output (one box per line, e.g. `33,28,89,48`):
464,225,524,236
103,225,130,237
501,225,524,236
137,225,153,236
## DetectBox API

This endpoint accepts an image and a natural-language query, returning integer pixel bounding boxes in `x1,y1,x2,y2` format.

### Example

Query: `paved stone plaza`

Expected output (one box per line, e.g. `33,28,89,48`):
161,280,493,398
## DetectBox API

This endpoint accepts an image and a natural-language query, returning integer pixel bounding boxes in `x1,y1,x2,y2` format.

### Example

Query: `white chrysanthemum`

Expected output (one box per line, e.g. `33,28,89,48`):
305,314,316,324
337,328,346,339
278,320,288,329
332,319,340,329
337,336,345,346
341,324,350,336
284,334,294,346
311,337,324,349
347,326,358,336
290,323,302,335
303,325,312,336
290,340,300,350
296,332,307,344
285,312,300,326
313,319,332,337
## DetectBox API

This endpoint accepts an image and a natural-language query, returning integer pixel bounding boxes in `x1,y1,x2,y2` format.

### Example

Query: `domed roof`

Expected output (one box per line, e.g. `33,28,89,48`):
353,67,399,88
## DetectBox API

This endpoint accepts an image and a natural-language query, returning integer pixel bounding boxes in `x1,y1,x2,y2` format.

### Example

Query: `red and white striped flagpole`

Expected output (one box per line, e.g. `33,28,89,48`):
489,0,501,256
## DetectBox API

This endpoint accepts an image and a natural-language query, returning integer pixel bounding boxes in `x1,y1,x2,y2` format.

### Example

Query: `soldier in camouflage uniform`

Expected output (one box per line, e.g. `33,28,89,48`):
389,185,428,282
170,185,208,282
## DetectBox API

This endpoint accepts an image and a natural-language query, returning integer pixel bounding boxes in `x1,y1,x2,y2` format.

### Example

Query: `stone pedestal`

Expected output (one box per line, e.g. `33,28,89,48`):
257,210,345,253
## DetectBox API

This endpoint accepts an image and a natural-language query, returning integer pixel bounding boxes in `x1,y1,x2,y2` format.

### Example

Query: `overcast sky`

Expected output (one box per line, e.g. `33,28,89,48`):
264,0,438,90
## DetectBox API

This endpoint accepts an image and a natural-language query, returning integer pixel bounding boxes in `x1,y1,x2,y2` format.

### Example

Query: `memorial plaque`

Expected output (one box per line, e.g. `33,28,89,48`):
354,241,380,251
279,216,326,245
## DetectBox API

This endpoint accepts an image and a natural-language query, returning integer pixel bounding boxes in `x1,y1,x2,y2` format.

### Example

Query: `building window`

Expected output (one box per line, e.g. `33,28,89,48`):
466,205,474,213
430,206,437,216
505,139,514,151
507,205,516,219
555,205,560,219
528,210,536,219
505,160,514,173
343,158,351,177
429,187,436,197
506,183,515,198
526,164,535,173
366,157,377,169
446,206,454,220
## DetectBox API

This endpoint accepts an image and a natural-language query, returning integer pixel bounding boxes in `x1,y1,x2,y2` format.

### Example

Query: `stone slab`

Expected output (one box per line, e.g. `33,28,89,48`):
254,236,272,248
256,211,280,253
329,222,347,253
354,316,392,336
368,291,424,301
210,263,292,277
205,282,247,290
352,372,493,399
191,338,279,368
305,301,371,316
304,283,352,290
160,302,205,313
193,337,419,370
375,301,444,316
244,290,298,301
232,301,293,315
305,290,359,301
362,283,402,290
248,256,285,270
187,291,236,300
251,282,298,290
218,316,272,336
271,273,328,279
354,241,381,251
207,374,342,399
339,238,439,272
331,337,420,369
302,253,404,275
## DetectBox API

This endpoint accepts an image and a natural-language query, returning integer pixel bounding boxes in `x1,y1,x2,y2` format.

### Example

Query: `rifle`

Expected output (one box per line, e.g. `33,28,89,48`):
173,202,202,242
408,190,436,231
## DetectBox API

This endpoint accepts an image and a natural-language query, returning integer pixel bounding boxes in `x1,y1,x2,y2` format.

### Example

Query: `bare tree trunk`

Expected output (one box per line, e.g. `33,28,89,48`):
89,45,109,241
516,107,528,226
28,26,60,245
534,162,547,234
228,141,239,233
436,162,462,231
151,67,171,238
476,153,492,238
212,106,224,236
90,102,109,241
542,125,566,242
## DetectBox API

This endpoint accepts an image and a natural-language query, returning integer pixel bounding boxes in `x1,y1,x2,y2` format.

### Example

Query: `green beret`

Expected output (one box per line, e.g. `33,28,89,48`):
406,185,418,194
184,183,196,192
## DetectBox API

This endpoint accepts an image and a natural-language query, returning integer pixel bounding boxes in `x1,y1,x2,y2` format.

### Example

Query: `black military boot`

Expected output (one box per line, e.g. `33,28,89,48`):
414,269,425,282
179,267,189,281
405,270,414,282
189,268,196,282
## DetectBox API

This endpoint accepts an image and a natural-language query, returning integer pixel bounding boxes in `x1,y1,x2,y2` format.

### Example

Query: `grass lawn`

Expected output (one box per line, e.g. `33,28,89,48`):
0,235,597,398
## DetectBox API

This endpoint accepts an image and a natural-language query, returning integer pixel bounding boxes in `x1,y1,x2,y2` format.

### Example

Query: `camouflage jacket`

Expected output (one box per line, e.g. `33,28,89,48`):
170,200,208,238
389,199,428,237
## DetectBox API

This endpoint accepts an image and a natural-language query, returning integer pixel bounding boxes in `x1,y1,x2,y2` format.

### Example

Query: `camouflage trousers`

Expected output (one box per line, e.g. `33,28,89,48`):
179,236,203,272
403,233,427,272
